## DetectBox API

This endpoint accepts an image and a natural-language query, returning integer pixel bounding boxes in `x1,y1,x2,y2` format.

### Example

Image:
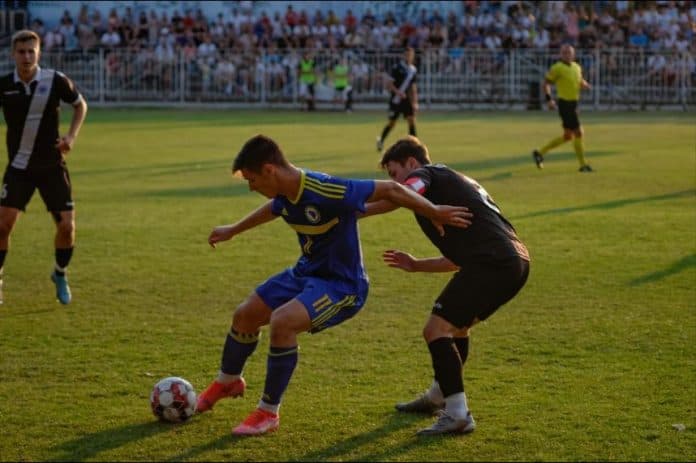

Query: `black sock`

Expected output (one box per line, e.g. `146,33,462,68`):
221,329,260,375
55,247,73,276
453,337,469,366
408,123,417,136
380,125,392,141
0,249,6,274
427,337,463,398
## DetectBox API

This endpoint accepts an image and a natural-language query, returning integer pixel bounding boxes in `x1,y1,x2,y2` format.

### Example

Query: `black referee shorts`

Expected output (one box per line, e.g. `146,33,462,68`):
557,98,580,130
432,256,530,329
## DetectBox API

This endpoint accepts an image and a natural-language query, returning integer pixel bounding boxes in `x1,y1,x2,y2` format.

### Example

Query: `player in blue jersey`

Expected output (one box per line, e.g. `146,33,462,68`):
196,134,472,436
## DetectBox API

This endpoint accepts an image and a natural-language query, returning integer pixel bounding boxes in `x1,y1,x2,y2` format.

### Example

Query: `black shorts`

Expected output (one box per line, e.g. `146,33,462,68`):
0,165,73,212
557,99,580,130
432,256,530,329
388,98,415,120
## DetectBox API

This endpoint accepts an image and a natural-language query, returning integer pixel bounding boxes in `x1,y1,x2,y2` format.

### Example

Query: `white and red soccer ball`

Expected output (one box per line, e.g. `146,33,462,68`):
150,376,197,423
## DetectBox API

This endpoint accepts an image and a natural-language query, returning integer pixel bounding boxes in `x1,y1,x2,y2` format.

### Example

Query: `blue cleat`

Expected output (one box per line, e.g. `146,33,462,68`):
51,272,72,304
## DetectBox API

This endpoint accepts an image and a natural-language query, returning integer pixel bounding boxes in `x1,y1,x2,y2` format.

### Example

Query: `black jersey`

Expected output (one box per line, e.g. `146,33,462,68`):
387,60,417,104
404,164,529,265
0,67,82,170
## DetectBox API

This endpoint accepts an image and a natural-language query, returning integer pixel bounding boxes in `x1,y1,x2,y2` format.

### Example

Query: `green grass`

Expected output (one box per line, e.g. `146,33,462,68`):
0,109,694,462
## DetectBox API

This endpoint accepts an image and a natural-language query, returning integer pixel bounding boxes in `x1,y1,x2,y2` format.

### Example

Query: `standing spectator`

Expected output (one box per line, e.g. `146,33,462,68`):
0,30,88,305
532,44,593,172
344,9,357,32
298,51,316,111
331,56,353,112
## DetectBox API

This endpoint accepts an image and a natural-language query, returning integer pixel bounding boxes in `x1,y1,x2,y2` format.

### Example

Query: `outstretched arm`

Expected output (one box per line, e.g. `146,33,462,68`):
209,200,277,248
368,180,472,235
359,199,400,218
383,249,459,273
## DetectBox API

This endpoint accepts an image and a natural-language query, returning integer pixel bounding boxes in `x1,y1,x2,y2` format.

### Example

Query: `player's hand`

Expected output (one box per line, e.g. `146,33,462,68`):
431,205,472,236
382,249,417,272
55,135,75,154
208,225,235,248
547,99,557,110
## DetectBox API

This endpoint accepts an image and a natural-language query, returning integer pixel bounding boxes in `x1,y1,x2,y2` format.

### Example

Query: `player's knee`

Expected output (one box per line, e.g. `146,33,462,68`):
268,312,298,344
233,302,260,329
56,217,75,237
0,220,13,239
563,133,573,141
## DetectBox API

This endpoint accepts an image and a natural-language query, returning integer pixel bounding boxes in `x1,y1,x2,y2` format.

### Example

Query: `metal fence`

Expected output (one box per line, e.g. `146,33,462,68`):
2,48,693,109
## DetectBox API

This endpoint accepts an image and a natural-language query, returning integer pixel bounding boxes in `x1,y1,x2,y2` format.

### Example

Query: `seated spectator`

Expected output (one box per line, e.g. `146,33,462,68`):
628,26,648,48
101,24,122,49
44,27,64,52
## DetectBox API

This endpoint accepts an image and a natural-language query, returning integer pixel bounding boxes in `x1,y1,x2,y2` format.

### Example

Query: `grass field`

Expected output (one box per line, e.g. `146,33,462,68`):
0,108,693,462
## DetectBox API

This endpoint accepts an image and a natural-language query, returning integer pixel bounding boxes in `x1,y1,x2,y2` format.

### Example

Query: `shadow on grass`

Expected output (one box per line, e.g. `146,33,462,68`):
288,412,450,462
73,158,231,178
50,421,171,462
628,253,696,286
447,149,619,172
511,189,695,220
164,434,237,462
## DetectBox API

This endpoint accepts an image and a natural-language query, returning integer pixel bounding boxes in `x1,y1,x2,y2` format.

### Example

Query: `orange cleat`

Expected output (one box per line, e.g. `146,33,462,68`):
196,378,246,413
232,408,280,436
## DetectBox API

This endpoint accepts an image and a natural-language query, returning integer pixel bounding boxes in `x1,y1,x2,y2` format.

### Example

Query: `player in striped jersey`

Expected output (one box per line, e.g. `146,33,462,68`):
369,136,530,435
0,30,88,305
196,134,472,436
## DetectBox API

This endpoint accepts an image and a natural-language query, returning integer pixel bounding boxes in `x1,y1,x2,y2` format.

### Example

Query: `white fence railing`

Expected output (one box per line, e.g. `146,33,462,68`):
2,48,693,109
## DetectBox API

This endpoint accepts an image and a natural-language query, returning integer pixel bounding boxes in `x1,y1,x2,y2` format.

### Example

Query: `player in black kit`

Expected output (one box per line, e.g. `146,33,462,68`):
368,136,530,435
0,30,88,305
376,47,419,152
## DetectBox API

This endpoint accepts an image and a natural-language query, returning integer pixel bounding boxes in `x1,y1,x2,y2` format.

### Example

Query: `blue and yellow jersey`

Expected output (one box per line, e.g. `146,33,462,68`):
271,169,375,285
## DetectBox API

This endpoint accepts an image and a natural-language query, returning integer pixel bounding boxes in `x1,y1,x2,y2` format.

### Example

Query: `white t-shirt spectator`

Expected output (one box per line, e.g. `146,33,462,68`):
198,40,218,66
100,29,121,48
484,33,501,50
43,29,64,51
533,28,550,49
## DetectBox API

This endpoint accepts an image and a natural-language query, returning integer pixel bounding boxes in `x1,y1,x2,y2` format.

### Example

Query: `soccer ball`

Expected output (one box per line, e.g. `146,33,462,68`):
150,376,197,423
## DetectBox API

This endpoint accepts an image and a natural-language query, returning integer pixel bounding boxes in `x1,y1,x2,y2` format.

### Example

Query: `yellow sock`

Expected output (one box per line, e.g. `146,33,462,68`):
573,137,587,166
539,136,567,155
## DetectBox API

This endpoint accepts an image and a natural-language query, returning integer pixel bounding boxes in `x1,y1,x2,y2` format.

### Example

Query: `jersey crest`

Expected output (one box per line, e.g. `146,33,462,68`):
304,205,321,223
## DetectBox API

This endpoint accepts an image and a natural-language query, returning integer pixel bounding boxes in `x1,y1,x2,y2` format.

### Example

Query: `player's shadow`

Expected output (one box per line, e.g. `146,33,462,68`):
628,253,696,286
74,158,230,178
50,421,171,462
288,412,449,462
144,182,251,198
511,189,695,220
164,434,236,462
447,149,619,171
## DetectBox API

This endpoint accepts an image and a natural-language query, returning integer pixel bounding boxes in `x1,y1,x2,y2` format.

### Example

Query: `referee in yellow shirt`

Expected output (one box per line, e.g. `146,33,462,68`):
533,44,593,172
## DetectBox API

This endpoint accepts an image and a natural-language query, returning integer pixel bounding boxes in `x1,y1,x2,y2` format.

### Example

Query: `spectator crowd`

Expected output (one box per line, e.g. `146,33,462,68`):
25,1,695,100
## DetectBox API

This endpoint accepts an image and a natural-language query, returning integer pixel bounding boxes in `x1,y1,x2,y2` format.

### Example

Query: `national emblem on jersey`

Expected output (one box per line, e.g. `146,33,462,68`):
405,176,427,194
304,205,321,224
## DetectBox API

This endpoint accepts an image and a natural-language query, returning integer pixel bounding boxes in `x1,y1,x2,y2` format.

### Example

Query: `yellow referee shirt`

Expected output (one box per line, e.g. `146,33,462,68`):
545,61,583,101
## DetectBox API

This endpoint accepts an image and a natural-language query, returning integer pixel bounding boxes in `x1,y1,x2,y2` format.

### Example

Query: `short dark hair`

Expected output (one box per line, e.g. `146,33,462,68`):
232,134,290,173
379,136,431,169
